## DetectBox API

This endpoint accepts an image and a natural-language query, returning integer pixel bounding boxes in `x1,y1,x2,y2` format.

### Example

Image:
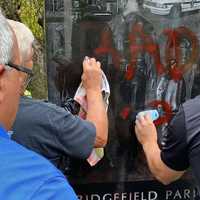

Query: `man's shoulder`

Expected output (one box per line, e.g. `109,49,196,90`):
32,176,78,200
20,96,66,113
182,96,200,155
183,95,200,115
0,137,61,173
0,137,72,199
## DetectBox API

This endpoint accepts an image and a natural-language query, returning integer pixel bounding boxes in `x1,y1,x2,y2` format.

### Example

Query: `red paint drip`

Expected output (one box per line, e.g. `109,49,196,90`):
120,106,131,120
169,67,183,81
125,64,136,80
149,100,173,126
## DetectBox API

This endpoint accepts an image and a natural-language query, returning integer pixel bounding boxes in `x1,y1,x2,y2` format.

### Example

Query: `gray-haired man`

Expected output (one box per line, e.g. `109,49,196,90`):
9,20,108,173
0,11,78,200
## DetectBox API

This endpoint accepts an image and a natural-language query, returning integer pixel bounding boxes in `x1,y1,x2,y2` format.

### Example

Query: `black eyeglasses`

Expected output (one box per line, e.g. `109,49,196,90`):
7,62,33,76
7,62,34,88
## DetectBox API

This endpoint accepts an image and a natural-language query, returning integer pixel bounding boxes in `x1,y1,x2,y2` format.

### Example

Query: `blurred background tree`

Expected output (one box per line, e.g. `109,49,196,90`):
0,0,47,99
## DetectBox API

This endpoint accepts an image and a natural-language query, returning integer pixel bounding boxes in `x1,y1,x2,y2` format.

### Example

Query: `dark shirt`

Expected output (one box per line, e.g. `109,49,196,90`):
0,126,78,200
161,95,200,187
12,96,96,168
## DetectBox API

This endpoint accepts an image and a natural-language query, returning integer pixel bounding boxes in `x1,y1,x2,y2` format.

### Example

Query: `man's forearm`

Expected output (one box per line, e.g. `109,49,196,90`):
143,141,184,185
86,90,108,147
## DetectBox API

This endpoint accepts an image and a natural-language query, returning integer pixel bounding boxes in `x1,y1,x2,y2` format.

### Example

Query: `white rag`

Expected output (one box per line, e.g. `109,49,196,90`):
74,71,110,166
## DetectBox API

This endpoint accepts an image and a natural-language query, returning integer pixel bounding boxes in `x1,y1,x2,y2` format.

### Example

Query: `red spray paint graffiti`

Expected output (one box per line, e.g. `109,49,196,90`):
91,23,199,125
127,22,164,80
164,26,199,81
94,26,122,69
148,100,173,126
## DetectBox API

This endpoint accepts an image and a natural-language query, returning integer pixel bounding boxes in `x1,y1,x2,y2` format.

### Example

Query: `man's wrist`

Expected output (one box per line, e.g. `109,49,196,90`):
142,138,158,154
86,89,102,98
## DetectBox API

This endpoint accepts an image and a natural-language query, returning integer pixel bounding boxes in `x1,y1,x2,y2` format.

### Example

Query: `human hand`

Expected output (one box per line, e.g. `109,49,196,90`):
135,114,157,147
82,57,102,93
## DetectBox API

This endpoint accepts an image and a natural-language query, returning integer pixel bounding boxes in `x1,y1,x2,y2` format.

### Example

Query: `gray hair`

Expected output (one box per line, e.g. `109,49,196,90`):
0,10,14,65
7,20,34,64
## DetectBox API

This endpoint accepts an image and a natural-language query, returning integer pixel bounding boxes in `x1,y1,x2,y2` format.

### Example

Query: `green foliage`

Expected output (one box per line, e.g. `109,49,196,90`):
27,37,47,99
0,0,20,20
0,0,44,41
19,0,44,41
27,63,48,99
0,0,47,99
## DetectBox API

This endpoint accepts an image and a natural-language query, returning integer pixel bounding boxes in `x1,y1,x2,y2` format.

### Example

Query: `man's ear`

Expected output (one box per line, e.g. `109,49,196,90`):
0,65,5,103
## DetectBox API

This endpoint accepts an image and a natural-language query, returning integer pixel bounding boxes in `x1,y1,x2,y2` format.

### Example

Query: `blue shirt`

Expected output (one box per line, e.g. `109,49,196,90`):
0,126,78,200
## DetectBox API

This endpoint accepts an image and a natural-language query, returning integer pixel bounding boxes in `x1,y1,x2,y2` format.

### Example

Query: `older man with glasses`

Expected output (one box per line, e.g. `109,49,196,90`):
9,20,108,175
0,11,78,200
